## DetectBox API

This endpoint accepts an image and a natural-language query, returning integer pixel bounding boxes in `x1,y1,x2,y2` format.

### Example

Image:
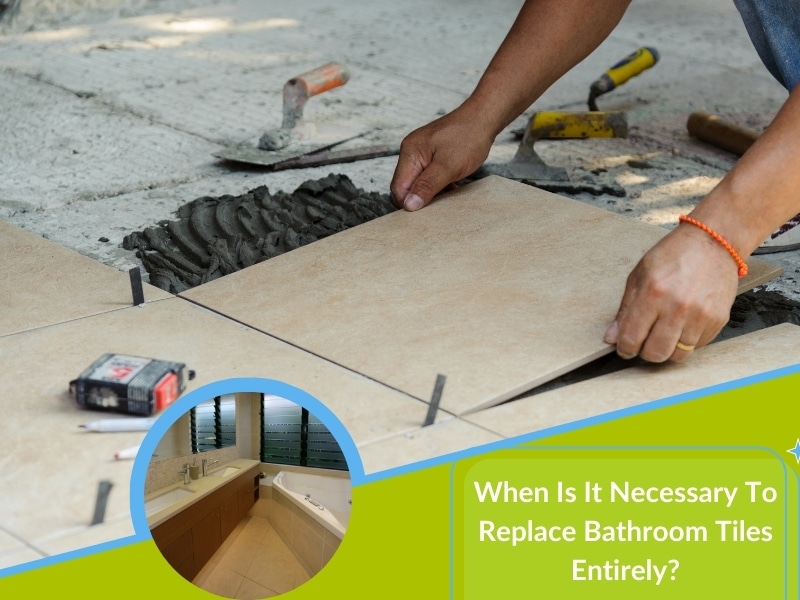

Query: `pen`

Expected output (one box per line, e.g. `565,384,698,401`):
80,417,156,432
114,445,140,460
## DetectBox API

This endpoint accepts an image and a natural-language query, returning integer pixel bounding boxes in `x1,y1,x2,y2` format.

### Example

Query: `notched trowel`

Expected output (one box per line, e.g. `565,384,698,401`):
480,110,629,196
480,47,660,195
214,62,371,167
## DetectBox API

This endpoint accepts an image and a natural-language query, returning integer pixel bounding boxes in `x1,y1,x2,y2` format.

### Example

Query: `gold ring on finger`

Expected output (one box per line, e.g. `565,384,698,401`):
675,341,695,352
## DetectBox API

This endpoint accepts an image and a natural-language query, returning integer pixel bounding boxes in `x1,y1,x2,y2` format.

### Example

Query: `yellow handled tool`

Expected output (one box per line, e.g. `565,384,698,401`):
527,110,628,140
588,47,659,111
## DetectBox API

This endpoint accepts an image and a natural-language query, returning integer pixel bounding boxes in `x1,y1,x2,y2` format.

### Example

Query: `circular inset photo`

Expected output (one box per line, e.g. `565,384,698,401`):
143,390,352,598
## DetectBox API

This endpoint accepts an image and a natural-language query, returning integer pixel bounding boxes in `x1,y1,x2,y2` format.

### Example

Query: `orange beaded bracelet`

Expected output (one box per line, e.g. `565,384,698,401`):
678,215,748,278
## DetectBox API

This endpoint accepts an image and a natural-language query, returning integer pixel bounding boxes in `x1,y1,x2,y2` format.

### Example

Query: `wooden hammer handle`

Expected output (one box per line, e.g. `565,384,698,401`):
686,111,761,156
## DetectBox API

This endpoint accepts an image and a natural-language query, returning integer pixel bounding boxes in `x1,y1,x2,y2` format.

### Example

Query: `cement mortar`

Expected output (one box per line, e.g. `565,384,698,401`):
122,173,395,293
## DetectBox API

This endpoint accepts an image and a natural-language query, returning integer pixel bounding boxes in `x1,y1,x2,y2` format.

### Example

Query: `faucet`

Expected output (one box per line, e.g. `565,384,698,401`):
179,464,191,485
202,458,220,477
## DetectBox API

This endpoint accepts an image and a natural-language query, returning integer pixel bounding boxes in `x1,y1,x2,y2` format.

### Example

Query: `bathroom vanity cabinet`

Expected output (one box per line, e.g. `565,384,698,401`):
151,464,260,581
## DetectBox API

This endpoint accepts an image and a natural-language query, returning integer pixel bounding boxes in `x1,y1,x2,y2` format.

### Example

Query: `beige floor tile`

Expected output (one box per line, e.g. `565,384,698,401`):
182,176,779,415
0,545,46,571
241,515,271,541
249,498,270,519
360,418,505,474
0,530,23,554
217,534,259,577
236,577,279,600
202,565,245,599
321,534,340,568
0,220,171,337
35,517,134,556
245,537,310,594
0,297,435,567
192,558,214,589
465,323,800,438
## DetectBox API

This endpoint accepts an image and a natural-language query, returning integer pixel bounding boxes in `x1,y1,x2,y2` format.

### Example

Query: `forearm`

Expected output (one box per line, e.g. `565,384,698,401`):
688,82,800,257
462,0,632,136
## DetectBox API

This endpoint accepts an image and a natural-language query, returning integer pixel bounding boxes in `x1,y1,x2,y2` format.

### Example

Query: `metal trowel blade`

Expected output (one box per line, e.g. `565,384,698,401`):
215,139,342,167
214,124,369,167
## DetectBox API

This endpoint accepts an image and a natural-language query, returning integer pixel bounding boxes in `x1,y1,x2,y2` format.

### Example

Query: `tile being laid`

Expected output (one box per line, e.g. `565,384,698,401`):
182,176,780,415
0,221,172,337
0,297,436,567
464,323,800,439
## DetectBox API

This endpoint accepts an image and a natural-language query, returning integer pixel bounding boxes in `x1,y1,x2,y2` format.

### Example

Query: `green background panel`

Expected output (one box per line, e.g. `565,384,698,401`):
0,371,797,598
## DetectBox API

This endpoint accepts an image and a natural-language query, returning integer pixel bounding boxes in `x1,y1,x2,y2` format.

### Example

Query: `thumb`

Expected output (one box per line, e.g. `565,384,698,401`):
403,158,454,211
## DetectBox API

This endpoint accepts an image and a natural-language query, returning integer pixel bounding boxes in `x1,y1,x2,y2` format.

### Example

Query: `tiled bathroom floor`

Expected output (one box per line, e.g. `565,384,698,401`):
193,508,310,599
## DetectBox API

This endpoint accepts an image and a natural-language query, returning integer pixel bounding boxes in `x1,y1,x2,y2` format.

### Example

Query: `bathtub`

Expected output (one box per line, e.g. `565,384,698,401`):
272,470,351,540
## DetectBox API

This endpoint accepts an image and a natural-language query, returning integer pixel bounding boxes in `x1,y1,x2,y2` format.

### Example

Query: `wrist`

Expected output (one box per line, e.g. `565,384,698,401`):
458,92,517,139
678,215,748,277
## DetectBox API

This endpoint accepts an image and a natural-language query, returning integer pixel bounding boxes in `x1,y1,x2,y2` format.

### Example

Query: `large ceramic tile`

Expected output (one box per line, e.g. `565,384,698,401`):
0,546,45,571
35,517,134,557
0,530,23,554
0,220,172,337
182,176,779,415
0,297,434,565
244,535,310,593
237,577,279,599
465,323,800,438
202,566,245,599
360,419,504,475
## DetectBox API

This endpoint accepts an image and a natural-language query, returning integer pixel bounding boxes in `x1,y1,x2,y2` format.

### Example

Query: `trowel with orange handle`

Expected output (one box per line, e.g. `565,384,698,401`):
215,62,392,167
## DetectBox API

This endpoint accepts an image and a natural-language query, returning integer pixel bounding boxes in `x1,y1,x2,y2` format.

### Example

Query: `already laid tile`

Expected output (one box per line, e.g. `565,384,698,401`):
0,530,22,554
359,418,504,475
182,176,780,415
236,577,278,599
0,545,45,572
35,517,134,557
0,297,433,565
464,323,800,439
245,535,310,593
0,220,171,337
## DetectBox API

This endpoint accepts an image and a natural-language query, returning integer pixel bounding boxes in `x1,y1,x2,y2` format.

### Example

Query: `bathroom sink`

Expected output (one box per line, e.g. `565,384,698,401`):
145,487,195,516
212,466,241,478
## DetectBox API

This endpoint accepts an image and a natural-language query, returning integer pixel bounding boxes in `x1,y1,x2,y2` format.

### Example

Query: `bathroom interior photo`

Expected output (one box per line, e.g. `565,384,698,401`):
143,392,351,599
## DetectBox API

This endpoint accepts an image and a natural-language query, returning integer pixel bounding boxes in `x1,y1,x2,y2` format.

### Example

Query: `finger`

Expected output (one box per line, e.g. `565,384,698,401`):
668,336,699,363
639,317,687,363
404,156,456,211
605,275,657,360
390,140,428,209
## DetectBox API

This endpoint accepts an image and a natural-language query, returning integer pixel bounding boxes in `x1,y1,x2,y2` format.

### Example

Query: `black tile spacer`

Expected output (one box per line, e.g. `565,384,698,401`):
90,480,114,526
129,267,145,306
423,374,446,427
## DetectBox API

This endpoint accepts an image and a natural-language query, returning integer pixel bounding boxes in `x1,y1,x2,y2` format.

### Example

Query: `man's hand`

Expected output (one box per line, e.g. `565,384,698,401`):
390,104,496,211
604,223,739,362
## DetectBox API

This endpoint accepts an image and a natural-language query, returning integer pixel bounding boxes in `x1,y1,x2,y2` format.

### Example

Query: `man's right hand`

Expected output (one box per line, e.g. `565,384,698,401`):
390,103,496,211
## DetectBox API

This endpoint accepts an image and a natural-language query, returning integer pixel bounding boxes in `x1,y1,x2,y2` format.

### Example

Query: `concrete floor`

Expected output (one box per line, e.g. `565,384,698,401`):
0,0,796,297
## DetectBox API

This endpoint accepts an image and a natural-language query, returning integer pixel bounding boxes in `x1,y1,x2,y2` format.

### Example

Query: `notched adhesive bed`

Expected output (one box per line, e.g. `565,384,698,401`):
123,174,396,293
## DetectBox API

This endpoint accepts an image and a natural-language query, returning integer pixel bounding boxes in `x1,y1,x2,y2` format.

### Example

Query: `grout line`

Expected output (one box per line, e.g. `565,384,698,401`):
0,295,175,341
4,64,228,148
455,415,507,440
0,524,48,559
344,60,473,99
176,294,461,418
